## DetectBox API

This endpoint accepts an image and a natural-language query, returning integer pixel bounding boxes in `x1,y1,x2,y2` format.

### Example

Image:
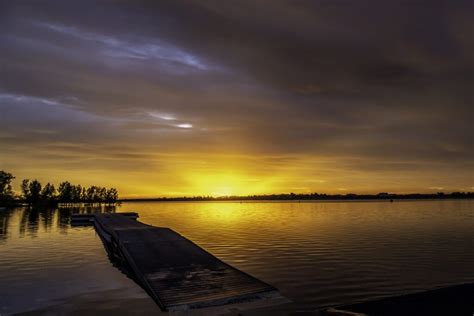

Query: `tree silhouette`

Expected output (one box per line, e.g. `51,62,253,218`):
21,179,31,203
28,180,42,205
0,171,15,206
1,171,121,207
41,183,56,204
58,182,73,204
72,185,82,203
106,188,119,204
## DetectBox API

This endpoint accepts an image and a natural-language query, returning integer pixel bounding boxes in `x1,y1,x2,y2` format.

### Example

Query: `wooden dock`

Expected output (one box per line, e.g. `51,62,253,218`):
93,213,281,311
71,212,138,226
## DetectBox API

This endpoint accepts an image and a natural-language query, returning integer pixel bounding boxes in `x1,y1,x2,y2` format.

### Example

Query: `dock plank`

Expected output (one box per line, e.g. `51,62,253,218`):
94,213,280,311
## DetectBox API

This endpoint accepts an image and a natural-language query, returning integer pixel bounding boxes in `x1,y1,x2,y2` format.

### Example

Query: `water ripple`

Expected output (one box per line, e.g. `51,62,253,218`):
0,200,473,313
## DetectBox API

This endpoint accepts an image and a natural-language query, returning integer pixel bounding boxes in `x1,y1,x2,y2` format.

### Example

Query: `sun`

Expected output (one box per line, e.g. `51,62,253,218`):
188,172,258,196
212,186,234,197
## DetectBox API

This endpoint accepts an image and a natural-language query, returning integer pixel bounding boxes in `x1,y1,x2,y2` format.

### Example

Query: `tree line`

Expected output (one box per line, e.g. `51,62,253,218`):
124,191,474,202
0,170,119,207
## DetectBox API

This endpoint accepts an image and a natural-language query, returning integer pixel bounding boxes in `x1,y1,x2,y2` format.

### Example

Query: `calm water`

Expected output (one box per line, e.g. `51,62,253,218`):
0,200,473,314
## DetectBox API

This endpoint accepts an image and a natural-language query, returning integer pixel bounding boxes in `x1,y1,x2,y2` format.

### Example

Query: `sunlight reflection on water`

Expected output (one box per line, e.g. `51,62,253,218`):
0,200,473,314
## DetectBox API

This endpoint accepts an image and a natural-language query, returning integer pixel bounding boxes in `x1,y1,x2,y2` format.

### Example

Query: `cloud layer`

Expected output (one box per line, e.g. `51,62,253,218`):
1,1,473,196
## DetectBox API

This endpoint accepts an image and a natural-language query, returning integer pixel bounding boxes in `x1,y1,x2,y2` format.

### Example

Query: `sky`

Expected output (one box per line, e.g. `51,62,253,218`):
0,0,473,197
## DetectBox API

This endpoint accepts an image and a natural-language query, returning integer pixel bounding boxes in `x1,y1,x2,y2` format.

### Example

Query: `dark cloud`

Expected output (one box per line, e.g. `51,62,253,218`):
0,0,472,194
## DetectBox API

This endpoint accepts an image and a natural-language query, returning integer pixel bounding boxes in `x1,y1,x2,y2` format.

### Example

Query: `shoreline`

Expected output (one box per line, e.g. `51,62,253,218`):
324,283,474,316
118,197,474,203
4,197,473,210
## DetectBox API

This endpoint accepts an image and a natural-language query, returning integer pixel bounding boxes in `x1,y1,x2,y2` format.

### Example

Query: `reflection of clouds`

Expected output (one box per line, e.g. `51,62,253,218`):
36,21,209,71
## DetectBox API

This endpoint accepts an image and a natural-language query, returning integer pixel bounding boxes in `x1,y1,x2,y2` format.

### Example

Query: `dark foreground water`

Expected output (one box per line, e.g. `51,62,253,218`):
0,200,473,314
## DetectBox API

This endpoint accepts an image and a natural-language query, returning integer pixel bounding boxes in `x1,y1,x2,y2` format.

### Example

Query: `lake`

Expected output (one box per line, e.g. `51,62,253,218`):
0,200,473,314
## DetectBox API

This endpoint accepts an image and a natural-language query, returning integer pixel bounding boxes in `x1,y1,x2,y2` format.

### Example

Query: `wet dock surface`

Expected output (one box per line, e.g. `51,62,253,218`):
93,213,280,311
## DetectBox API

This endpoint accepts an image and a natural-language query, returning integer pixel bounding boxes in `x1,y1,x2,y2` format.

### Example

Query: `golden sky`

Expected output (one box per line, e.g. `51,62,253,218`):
1,1,473,197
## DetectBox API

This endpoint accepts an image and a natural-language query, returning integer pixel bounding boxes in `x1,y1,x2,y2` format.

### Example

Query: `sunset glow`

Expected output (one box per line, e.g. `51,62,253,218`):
1,1,472,197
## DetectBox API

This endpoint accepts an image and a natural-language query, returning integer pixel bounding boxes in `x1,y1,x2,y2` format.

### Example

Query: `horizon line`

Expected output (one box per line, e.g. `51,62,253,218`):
119,191,474,201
